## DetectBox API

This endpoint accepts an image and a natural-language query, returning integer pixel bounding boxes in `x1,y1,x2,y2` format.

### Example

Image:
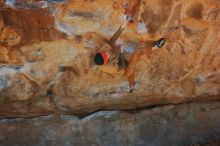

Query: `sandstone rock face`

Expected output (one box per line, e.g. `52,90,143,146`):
0,8,67,44
0,1,220,145
0,102,220,146
0,0,219,117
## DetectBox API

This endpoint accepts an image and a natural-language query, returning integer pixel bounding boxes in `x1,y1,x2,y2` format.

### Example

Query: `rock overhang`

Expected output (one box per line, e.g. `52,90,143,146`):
0,0,219,117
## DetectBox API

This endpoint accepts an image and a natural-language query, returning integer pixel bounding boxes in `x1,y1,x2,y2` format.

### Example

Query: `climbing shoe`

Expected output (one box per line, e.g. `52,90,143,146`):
129,85,134,93
155,38,165,48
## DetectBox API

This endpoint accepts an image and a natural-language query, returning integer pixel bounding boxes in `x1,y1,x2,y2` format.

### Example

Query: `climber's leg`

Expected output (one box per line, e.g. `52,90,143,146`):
108,15,131,45
108,26,125,46
128,72,135,93
125,47,153,77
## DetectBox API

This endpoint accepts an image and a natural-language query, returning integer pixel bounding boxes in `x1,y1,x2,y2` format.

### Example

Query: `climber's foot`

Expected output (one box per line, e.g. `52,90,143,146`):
155,38,165,48
129,85,134,93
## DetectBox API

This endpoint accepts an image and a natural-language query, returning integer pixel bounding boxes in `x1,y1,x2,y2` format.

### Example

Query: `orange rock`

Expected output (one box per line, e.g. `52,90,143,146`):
0,0,219,116
0,26,21,46
0,7,66,44
0,46,9,63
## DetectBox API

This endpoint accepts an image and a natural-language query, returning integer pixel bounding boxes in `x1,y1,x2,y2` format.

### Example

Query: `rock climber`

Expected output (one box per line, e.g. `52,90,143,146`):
93,17,165,93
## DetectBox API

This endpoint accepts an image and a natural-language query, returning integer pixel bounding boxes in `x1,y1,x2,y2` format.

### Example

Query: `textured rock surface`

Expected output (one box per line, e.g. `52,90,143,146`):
0,0,219,117
0,1,220,145
0,101,220,146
